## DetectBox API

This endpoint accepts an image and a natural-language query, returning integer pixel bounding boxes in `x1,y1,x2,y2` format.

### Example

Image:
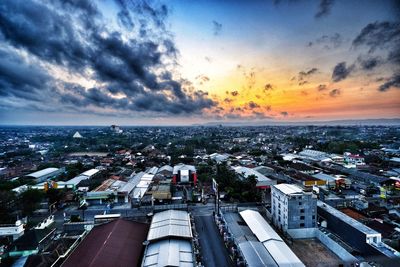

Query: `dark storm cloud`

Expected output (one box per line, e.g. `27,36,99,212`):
352,21,400,53
0,48,53,102
378,74,400,92
352,21,400,92
0,0,216,115
329,88,341,97
332,62,354,82
315,0,335,19
308,33,343,49
357,56,383,71
213,20,222,36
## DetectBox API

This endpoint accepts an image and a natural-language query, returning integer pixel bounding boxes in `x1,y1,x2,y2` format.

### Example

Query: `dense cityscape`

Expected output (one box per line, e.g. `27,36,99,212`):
1,0,400,266
0,124,399,266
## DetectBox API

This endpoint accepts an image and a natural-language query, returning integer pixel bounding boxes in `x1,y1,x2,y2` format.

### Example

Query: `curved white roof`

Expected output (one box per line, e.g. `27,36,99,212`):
143,239,193,267
240,210,304,267
147,210,192,241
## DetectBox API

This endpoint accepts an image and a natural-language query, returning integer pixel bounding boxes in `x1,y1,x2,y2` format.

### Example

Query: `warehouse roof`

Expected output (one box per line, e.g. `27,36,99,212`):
81,169,99,177
142,239,194,267
62,219,149,267
26,168,59,178
240,210,304,267
239,241,277,267
147,210,192,242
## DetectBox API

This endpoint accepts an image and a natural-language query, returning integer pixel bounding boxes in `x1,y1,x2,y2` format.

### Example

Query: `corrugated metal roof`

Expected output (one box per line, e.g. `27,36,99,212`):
147,210,192,241
62,219,149,267
240,210,281,243
238,241,277,267
239,210,304,267
81,169,99,177
67,175,88,186
157,165,173,173
263,240,304,267
27,168,59,178
142,239,194,267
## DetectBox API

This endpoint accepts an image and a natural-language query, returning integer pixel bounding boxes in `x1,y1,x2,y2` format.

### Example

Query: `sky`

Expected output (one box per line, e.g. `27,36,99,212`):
0,0,399,125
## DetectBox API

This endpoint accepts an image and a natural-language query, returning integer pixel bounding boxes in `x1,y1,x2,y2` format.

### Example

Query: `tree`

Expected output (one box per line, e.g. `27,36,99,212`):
20,189,44,216
0,190,17,224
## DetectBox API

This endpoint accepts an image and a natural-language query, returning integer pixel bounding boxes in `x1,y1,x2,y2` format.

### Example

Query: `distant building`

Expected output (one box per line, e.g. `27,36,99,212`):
110,125,123,133
172,164,197,184
72,131,83,138
232,166,276,188
0,220,24,241
344,152,365,166
271,184,317,234
26,168,63,183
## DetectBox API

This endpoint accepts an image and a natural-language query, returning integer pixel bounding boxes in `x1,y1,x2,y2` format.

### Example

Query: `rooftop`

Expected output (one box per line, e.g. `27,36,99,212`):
62,219,149,267
142,239,194,267
317,201,381,236
147,210,192,242
273,183,303,195
26,168,59,178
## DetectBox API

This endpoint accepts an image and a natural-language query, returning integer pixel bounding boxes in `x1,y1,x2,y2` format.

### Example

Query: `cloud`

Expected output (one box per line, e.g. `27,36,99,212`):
315,0,335,19
264,83,274,91
246,101,260,110
357,55,383,71
296,67,318,85
308,33,343,49
298,68,318,80
378,74,400,92
332,62,354,82
315,0,335,18
231,90,239,96
329,88,341,97
212,20,222,36
317,84,327,91
281,111,288,117
352,21,400,53
0,0,216,116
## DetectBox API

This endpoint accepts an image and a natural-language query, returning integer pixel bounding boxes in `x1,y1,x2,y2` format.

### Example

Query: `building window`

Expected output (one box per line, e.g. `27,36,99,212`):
300,209,305,213
312,215,315,219
300,216,305,220
300,223,305,228
299,202,302,205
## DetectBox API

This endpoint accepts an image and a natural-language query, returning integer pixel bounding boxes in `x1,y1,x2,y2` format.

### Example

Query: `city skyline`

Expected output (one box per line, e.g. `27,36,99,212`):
0,0,399,125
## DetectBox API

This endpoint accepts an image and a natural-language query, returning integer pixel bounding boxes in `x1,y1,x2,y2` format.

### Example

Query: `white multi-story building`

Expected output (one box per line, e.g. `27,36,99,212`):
271,184,317,233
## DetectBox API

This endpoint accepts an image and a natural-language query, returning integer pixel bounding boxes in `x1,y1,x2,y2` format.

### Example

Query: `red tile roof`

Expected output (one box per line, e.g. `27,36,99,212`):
62,219,149,267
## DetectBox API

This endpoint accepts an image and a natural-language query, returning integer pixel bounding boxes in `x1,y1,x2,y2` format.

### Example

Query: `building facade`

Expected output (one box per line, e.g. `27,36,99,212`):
271,184,317,232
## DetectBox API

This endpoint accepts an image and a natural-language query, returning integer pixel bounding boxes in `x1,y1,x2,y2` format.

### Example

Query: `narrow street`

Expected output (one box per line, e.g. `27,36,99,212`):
194,214,233,267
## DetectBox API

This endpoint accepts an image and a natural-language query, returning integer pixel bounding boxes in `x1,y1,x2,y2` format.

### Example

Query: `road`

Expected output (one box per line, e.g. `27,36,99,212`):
51,202,234,266
193,205,233,267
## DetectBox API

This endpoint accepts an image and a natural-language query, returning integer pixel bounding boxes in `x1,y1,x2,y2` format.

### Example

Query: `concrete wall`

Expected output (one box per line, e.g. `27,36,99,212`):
287,228,317,239
316,229,358,263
